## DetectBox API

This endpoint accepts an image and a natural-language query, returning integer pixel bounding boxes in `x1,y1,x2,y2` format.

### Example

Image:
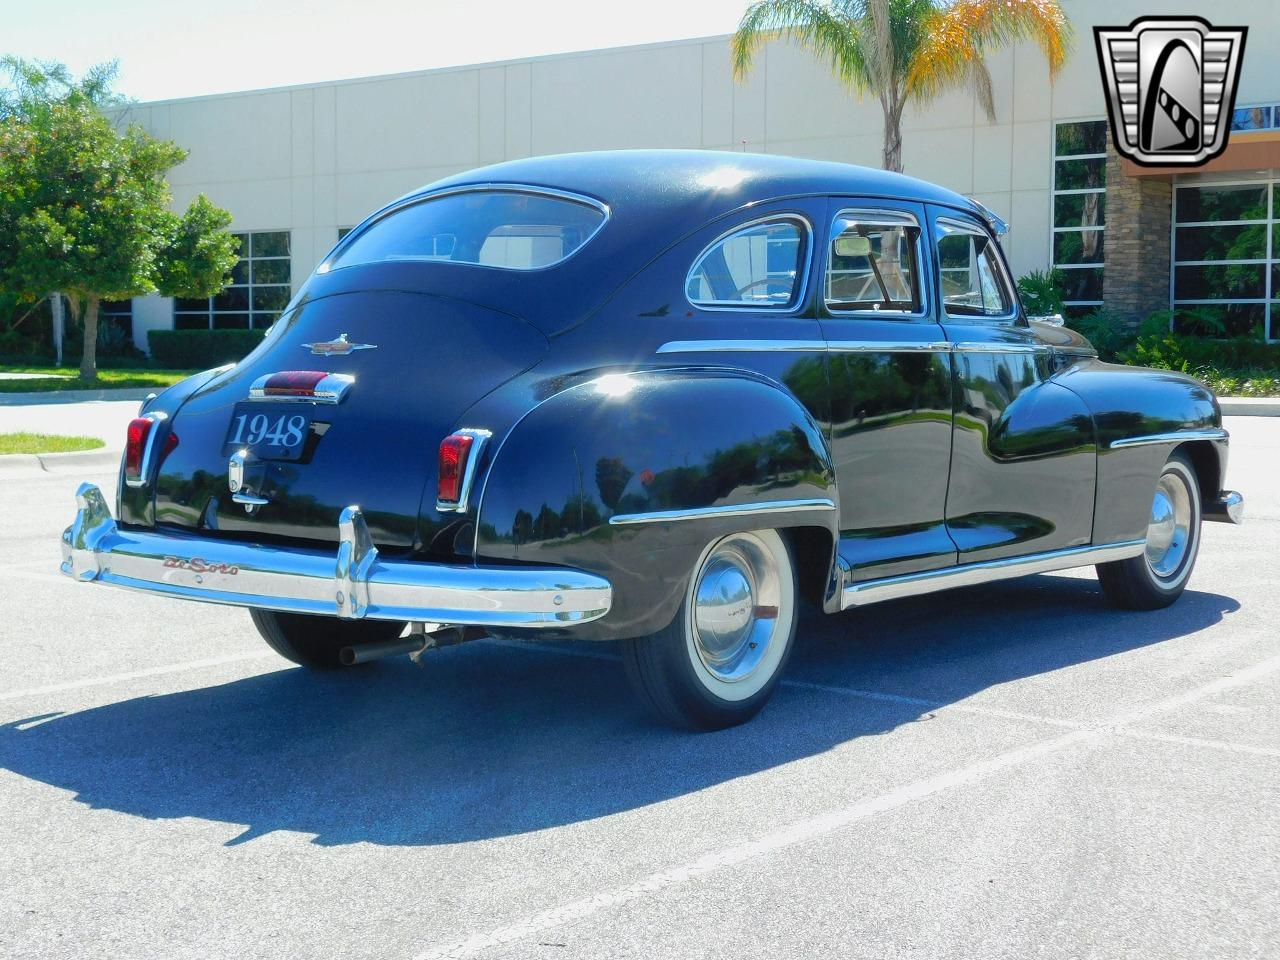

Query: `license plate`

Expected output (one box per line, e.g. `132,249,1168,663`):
223,402,315,461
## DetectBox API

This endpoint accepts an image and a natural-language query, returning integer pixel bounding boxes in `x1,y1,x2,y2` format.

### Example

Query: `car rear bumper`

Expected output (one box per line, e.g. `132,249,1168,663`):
60,483,613,627
1204,490,1244,524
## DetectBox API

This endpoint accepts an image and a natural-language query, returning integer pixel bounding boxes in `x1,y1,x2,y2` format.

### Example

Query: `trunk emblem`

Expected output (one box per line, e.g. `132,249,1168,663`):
302,333,376,356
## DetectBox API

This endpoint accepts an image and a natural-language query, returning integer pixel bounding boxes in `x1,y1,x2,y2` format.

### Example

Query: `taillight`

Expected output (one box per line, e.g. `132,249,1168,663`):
436,429,491,512
124,417,153,482
124,414,175,487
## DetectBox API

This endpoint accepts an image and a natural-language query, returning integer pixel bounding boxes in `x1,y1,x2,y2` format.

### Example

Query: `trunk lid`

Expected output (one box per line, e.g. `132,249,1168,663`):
153,290,546,552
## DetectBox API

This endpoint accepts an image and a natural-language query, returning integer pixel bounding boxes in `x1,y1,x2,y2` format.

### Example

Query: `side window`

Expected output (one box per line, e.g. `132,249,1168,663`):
826,210,922,314
936,218,1014,318
686,217,807,309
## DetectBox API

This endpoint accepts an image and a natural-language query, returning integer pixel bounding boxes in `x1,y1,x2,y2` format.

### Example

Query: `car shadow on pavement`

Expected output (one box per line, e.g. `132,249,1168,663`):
0,574,1240,847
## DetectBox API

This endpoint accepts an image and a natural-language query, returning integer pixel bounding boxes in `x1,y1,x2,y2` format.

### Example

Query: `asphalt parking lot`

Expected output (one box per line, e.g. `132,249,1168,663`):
1,412,1277,960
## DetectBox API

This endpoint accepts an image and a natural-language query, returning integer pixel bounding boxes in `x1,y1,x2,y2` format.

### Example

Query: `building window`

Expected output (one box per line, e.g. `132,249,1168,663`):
173,231,291,330
1231,104,1280,132
1172,180,1274,340
1052,120,1107,317
99,299,132,338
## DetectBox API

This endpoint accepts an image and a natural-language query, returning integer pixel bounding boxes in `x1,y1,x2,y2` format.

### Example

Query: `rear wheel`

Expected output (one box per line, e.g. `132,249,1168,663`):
622,529,798,730
1097,451,1202,610
249,609,406,669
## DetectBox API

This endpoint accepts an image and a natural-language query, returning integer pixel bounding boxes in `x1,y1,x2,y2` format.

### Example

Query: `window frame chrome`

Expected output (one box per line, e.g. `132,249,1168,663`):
322,183,612,276
823,207,930,321
683,212,814,314
935,214,1020,325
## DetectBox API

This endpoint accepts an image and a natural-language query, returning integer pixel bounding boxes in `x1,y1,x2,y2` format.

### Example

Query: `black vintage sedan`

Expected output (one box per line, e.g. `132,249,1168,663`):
62,151,1243,730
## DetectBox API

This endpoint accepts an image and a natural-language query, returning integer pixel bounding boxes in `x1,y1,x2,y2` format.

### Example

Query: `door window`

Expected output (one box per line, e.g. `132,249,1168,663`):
936,217,1015,319
825,210,922,315
685,216,808,309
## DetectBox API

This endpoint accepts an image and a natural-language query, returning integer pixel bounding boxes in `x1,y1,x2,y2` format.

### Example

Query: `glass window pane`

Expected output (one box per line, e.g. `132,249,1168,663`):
230,259,250,286
174,297,210,312
1176,223,1266,262
1053,230,1105,265
230,234,247,257
251,286,291,313
1053,192,1106,229
1058,267,1104,302
1173,303,1265,337
212,313,250,329
252,259,291,284
173,313,210,330
212,287,250,311
1176,185,1267,223
1055,157,1106,191
687,218,804,308
1174,263,1266,300
252,232,291,258
826,220,919,312
936,221,1012,317
1055,121,1108,156
1231,107,1272,131
333,192,604,271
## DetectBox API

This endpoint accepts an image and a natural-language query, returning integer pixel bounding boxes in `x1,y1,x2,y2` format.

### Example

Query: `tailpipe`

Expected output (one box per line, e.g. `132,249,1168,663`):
339,623,488,665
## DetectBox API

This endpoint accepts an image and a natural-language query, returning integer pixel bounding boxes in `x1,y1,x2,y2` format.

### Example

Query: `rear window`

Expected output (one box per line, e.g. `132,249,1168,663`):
330,189,607,272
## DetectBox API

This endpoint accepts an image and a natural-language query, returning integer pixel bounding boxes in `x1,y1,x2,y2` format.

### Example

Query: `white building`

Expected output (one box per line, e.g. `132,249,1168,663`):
116,0,1280,347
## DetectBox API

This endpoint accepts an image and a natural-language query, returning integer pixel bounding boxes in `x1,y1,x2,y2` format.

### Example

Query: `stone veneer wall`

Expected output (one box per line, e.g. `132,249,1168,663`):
1102,133,1173,327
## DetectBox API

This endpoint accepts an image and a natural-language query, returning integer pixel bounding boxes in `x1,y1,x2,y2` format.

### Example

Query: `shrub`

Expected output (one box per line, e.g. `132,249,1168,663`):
1064,308,1135,362
1016,268,1066,316
148,329,263,368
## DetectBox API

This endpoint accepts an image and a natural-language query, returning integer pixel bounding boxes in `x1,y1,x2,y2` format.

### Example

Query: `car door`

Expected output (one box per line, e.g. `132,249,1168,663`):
927,206,1096,563
819,199,958,581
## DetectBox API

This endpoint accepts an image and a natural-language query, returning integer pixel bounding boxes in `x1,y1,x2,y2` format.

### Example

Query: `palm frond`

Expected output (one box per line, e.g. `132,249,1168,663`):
971,59,995,122
732,0,872,91
905,0,1073,108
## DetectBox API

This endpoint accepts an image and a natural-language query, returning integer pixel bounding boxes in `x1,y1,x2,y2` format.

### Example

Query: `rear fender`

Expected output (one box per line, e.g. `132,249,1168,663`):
474,368,837,640
1055,360,1223,544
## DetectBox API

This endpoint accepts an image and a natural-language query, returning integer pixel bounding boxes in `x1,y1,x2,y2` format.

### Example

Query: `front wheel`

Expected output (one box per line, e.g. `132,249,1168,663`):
249,609,406,669
1097,451,1202,610
622,529,798,730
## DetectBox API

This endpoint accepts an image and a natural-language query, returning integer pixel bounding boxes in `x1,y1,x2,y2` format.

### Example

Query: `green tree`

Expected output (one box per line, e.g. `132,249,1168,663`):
732,0,1072,173
0,58,239,379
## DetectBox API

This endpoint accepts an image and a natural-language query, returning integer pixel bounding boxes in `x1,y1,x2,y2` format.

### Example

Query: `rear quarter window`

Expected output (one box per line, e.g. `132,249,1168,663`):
330,189,607,272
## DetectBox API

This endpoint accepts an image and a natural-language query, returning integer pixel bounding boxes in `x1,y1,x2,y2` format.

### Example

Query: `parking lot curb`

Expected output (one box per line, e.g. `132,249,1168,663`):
1220,397,1280,417
0,387,154,406
0,447,121,478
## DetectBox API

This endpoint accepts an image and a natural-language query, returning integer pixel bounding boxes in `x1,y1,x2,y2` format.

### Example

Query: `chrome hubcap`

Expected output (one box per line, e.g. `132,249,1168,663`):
691,535,780,683
1146,472,1192,579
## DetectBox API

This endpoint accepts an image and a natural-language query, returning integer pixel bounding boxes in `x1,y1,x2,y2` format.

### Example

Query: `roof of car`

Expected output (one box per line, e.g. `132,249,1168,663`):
413,149,983,217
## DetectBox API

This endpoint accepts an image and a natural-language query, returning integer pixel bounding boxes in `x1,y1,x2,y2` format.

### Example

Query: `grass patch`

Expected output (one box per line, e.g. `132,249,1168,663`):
0,365,197,393
0,432,106,455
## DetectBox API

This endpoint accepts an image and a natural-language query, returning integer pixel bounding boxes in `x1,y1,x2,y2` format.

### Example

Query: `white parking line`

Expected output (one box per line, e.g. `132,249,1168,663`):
0,651,279,703
412,651,1280,960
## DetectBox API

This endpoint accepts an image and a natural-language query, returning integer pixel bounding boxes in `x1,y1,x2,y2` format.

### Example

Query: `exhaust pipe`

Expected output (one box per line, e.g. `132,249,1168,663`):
339,624,488,666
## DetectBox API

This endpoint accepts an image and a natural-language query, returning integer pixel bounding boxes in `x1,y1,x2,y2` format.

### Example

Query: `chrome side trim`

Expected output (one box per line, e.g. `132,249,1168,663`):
657,340,827,354
838,540,1146,608
248,372,354,404
826,340,951,353
684,213,814,315
124,411,167,489
436,428,492,514
60,483,612,627
609,498,836,526
1109,428,1229,449
952,342,1046,354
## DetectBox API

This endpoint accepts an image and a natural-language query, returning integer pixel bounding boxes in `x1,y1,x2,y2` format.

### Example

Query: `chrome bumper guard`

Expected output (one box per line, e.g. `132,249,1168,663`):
1204,490,1245,524
60,483,612,627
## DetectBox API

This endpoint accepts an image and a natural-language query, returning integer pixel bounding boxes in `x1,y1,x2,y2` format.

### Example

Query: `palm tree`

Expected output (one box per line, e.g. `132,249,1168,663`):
732,0,1072,173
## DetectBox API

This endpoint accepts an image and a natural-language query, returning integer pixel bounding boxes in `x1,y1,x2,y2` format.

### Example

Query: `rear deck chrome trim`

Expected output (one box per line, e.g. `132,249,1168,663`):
609,498,836,526
61,483,612,627
1109,428,1228,449
838,539,1146,609
247,372,354,404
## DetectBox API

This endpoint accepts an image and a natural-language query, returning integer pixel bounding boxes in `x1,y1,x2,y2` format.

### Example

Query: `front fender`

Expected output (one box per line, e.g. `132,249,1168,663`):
1056,360,1223,544
475,368,837,640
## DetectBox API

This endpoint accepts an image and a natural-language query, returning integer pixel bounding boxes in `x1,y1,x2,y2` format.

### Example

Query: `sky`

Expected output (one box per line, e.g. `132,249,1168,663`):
4,0,756,102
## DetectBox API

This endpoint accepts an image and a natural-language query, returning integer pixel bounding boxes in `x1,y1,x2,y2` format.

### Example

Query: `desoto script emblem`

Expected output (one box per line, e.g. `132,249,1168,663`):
164,557,240,576
1095,17,1246,167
